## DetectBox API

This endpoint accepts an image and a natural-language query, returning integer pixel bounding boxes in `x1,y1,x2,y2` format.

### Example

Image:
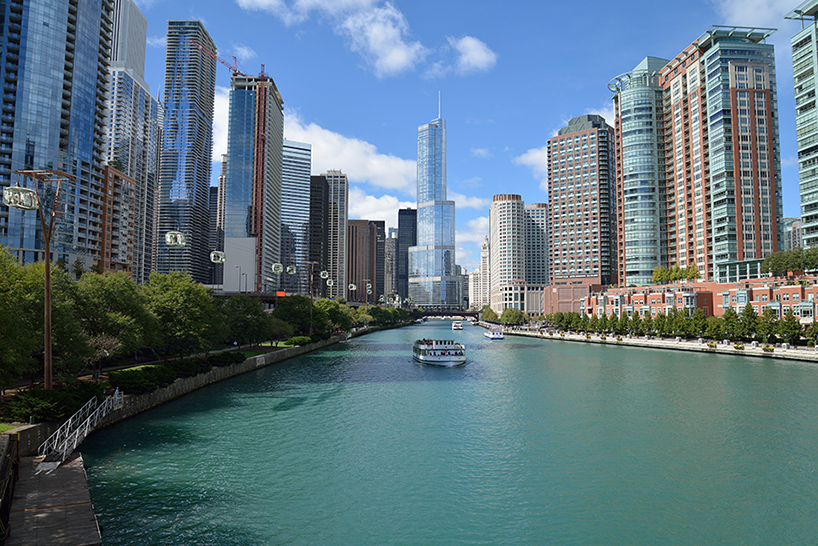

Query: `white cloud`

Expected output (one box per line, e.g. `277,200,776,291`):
513,146,550,195
284,110,416,192
710,0,791,28
585,104,615,128
232,45,257,64
456,216,488,245
340,3,427,77
450,192,490,210
447,36,497,75
471,147,492,159
236,0,377,25
146,36,166,48
348,186,414,230
212,86,230,162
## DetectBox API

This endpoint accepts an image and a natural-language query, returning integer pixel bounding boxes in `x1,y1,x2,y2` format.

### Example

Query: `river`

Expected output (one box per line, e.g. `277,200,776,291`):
82,320,818,545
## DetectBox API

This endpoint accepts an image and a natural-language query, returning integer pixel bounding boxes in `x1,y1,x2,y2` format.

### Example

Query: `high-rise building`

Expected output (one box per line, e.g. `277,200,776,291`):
610,57,668,286
309,175,329,299
156,21,216,283
373,220,385,301
610,27,782,285
100,167,136,277
223,73,284,293
789,3,818,248
397,208,417,301
207,183,223,285
468,235,490,310
782,217,803,251
489,194,526,314
408,115,459,310
281,140,311,295
325,170,348,300
347,219,379,304
384,232,397,302
547,114,616,286
107,0,161,284
0,0,114,268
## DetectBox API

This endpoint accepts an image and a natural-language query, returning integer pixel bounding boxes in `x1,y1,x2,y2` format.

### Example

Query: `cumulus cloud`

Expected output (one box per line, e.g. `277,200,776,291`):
513,146,550,195
284,110,416,192
456,216,489,245
212,86,231,162
471,148,492,159
232,44,257,64
450,192,490,210
347,186,415,230
710,0,791,28
585,104,615,127
146,36,166,48
447,36,497,75
236,0,377,26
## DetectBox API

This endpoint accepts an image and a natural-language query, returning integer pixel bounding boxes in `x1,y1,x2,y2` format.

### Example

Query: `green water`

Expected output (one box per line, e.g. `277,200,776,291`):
83,322,818,545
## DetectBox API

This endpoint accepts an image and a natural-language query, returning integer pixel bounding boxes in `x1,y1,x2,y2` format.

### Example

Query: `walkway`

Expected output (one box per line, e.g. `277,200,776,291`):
6,453,100,546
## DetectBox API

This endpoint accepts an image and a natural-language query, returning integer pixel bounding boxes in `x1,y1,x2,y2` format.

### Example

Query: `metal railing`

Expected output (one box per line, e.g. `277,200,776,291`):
37,389,123,471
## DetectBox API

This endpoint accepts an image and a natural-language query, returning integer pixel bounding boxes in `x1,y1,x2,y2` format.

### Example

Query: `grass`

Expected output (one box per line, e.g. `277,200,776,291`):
0,423,19,434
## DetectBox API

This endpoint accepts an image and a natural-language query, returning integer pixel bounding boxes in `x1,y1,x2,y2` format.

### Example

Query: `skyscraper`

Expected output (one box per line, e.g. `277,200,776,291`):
107,0,161,284
0,0,114,267
397,208,417,301
325,170,348,300
281,140,311,295
223,72,284,293
489,194,526,314
788,2,818,248
347,219,379,304
610,57,668,286
309,174,329,298
468,235,491,310
408,114,459,310
547,114,616,287
610,27,782,285
156,21,216,283
384,231,397,302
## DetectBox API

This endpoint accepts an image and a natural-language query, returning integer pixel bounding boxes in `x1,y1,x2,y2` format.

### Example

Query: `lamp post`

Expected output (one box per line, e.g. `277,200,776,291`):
4,169,76,390
235,265,242,293
304,261,319,336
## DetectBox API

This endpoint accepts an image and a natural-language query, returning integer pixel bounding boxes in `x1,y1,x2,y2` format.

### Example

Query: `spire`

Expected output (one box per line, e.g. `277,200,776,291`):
438,90,441,119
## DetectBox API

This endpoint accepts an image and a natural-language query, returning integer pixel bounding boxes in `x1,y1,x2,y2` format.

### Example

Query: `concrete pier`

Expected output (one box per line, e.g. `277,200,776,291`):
6,453,100,546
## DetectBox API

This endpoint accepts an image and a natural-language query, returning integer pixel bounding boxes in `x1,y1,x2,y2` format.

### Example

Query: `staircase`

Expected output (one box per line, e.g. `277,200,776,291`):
36,388,123,474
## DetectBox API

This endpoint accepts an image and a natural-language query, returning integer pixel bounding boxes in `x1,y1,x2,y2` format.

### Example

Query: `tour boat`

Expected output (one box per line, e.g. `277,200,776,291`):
451,320,464,330
413,339,466,367
484,328,504,340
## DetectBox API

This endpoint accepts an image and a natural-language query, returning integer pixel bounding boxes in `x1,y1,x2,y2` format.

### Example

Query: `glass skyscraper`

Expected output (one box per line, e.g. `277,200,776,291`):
280,140,311,295
324,170,348,300
223,73,284,293
0,0,113,267
157,20,216,283
408,116,459,310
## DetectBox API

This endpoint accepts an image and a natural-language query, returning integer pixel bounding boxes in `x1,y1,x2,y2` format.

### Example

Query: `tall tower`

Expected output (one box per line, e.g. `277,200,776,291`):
281,140,311,295
547,114,616,287
107,0,161,284
610,57,668,286
0,0,114,267
397,208,417,301
223,73,284,293
309,174,329,298
157,21,216,283
325,170,348,299
788,3,818,248
489,194,526,314
408,113,459,310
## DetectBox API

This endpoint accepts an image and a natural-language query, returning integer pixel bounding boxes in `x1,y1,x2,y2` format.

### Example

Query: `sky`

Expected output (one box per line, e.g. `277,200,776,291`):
135,0,806,271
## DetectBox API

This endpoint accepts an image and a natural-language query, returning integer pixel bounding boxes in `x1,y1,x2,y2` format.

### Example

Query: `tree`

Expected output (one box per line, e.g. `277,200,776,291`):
72,258,85,281
653,312,666,337
0,246,40,388
704,316,725,339
500,307,526,325
145,272,219,358
481,305,498,322
315,298,354,333
630,314,644,335
685,263,701,280
691,308,707,337
805,319,818,346
756,308,779,343
778,309,803,345
267,316,293,343
588,314,599,333
271,295,316,336
642,314,654,336
220,294,270,346
722,307,741,341
739,303,758,341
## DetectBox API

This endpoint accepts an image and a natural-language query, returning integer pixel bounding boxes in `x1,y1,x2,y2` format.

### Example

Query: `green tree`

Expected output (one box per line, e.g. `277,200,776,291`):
739,303,758,341
481,305,498,322
685,263,701,280
145,272,219,358
804,319,818,345
220,294,269,346
691,308,707,337
267,316,293,343
315,298,354,333
778,309,803,345
756,308,779,343
500,307,526,325
704,316,725,340
72,258,85,281
272,295,322,336
630,314,644,335
722,307,741,341
0,246,40,388
642,314,654,336
588,314,599,333
653,312,666,337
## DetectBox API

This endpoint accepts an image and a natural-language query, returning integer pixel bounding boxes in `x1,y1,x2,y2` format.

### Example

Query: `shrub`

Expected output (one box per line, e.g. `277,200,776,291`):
168,357,212,379
208,352,247,367
286,336,312,346
108,366,165,395
2,382,105,423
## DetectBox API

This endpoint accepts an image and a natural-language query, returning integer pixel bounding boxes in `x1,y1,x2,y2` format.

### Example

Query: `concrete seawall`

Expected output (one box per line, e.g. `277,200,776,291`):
497,325,818,363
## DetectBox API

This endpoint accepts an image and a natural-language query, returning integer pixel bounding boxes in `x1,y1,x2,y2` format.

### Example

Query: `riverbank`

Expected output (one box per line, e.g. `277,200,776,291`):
481,322,818,363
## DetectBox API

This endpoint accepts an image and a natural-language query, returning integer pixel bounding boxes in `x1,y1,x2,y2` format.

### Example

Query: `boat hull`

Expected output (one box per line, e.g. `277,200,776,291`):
413,354,466,367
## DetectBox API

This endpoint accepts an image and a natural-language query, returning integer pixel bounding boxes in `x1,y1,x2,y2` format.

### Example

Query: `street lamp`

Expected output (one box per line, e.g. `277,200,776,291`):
4,169,76,390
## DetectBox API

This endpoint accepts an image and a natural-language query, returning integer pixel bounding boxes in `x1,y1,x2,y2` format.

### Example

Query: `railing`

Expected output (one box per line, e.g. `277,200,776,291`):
36,389,123,472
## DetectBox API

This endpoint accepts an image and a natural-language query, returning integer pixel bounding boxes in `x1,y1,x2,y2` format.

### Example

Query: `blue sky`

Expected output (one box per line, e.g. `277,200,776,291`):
136,0,803,271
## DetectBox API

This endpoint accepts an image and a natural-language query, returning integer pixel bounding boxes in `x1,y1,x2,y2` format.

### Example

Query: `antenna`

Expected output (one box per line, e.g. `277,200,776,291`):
438,90,441,119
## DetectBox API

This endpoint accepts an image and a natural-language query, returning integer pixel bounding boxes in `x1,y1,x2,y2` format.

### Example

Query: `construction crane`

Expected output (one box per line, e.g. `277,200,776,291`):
189,39,248,78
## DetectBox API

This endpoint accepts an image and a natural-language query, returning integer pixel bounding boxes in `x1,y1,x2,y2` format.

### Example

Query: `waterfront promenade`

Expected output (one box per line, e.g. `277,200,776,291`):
493,323,818,363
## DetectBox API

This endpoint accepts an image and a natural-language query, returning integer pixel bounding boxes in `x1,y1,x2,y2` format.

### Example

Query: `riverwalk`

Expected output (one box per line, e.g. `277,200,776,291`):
5,453,100,546
495,324,818,363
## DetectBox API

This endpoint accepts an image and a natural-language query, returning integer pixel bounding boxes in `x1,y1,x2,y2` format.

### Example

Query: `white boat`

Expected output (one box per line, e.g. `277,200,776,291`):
484,328,504,340
413,339,466,367
451,320,463,330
